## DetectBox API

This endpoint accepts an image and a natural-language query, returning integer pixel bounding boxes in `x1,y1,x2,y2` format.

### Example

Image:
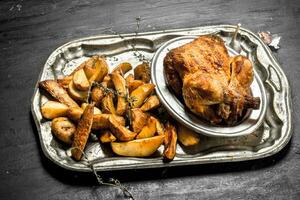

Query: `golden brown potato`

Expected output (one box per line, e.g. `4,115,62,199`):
56,58,89,89
91,86,105,107
57,76,73,89
41,101,69,119
71,103,94,161
134,62,151,83
51,117,76,145
73,69,90,91
68,80,88,102
102,75,114,88
111,73,128,116
177,124,200,146
111,135,164,157
128,80,144,94
125,74,134,85
101,93,116,114
99,130,116,143
67,107,83,122
163,122,177,161
108,115,137,141
130,108,149,133
39,80,79,108
83,57,97,79
113,62,132,75
140,95,160,112
92,114,125,130
136,116,157,139
153,117,165,136
129,84,155,108
88,56,109,83
81,103,101,114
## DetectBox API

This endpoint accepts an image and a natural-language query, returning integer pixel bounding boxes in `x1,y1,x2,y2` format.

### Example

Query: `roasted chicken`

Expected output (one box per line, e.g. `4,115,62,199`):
164,35,260,125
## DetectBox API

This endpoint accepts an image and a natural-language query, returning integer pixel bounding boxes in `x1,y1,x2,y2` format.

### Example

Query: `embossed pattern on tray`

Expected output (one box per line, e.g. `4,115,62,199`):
31,25,292,172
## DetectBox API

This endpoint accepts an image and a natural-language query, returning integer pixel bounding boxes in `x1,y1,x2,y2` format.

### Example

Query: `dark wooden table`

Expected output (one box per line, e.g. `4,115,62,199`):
0,0,299,199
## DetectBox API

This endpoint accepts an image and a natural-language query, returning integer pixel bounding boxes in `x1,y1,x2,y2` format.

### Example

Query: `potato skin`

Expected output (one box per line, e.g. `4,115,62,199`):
99,130,116,143
71,103,94,161
128,80,144,94
88,56,109,83
163,122,177,161
92,114,125,129
91,86,105,107
130,108,149,133
39,80,79,108
108,115,137,141
101,93,116,114
51,117,76,145
140,95,160,112
113,62,132,75
110,73,128,116
130,84,155,108
136,116,157,139
134,62,150,83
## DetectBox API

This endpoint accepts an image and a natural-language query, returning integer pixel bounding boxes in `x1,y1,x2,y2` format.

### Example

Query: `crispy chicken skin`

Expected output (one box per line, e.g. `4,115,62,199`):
164,35,260,125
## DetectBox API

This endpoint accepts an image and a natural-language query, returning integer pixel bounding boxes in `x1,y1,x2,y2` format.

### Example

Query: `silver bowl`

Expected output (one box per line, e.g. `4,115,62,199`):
151,36,267,137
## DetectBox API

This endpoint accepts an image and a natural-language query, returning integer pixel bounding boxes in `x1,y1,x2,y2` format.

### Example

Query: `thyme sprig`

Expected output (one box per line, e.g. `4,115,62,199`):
69,147,134,200
108,17,150,63
91,81,138,109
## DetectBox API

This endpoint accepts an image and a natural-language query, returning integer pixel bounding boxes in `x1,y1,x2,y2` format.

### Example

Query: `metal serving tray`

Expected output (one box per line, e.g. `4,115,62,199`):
31,25,292,172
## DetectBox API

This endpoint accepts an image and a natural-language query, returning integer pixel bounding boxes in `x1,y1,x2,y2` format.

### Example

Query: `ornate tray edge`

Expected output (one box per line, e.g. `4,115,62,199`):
30,24,293,172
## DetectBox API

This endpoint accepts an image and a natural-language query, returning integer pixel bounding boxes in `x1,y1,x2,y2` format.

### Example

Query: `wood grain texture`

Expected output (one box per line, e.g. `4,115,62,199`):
0,0,300,199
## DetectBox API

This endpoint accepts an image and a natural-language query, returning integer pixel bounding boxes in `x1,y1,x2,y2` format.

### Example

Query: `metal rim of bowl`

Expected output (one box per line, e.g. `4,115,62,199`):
151,35,267,137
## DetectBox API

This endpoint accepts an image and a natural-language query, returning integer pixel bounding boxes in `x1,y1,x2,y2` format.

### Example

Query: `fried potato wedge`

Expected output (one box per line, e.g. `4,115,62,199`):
51,117,76,145
56,58,88,89
109,115,137,141
92,114,125,129
128,80,144,94
91,86,105,107
130,84,155,108
73,69,90,91
71,103,94,161
136,116,157,139
39,80,79,108
81,103,101,114
130,108,149,133
111,73,128,116
41,101,69,119
140,95,160,112
153,117,165,136
83,57,98,79
101,93,116,114
99,130,116,143
163,122,177,161
102,75,114,88
68,80,88,102
111,135,164,157
113,62,132,75
57,76,73,89
177,124,200,146
125,74,134,85
88,56,109,83
67,107,83,122
134,62,151,83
